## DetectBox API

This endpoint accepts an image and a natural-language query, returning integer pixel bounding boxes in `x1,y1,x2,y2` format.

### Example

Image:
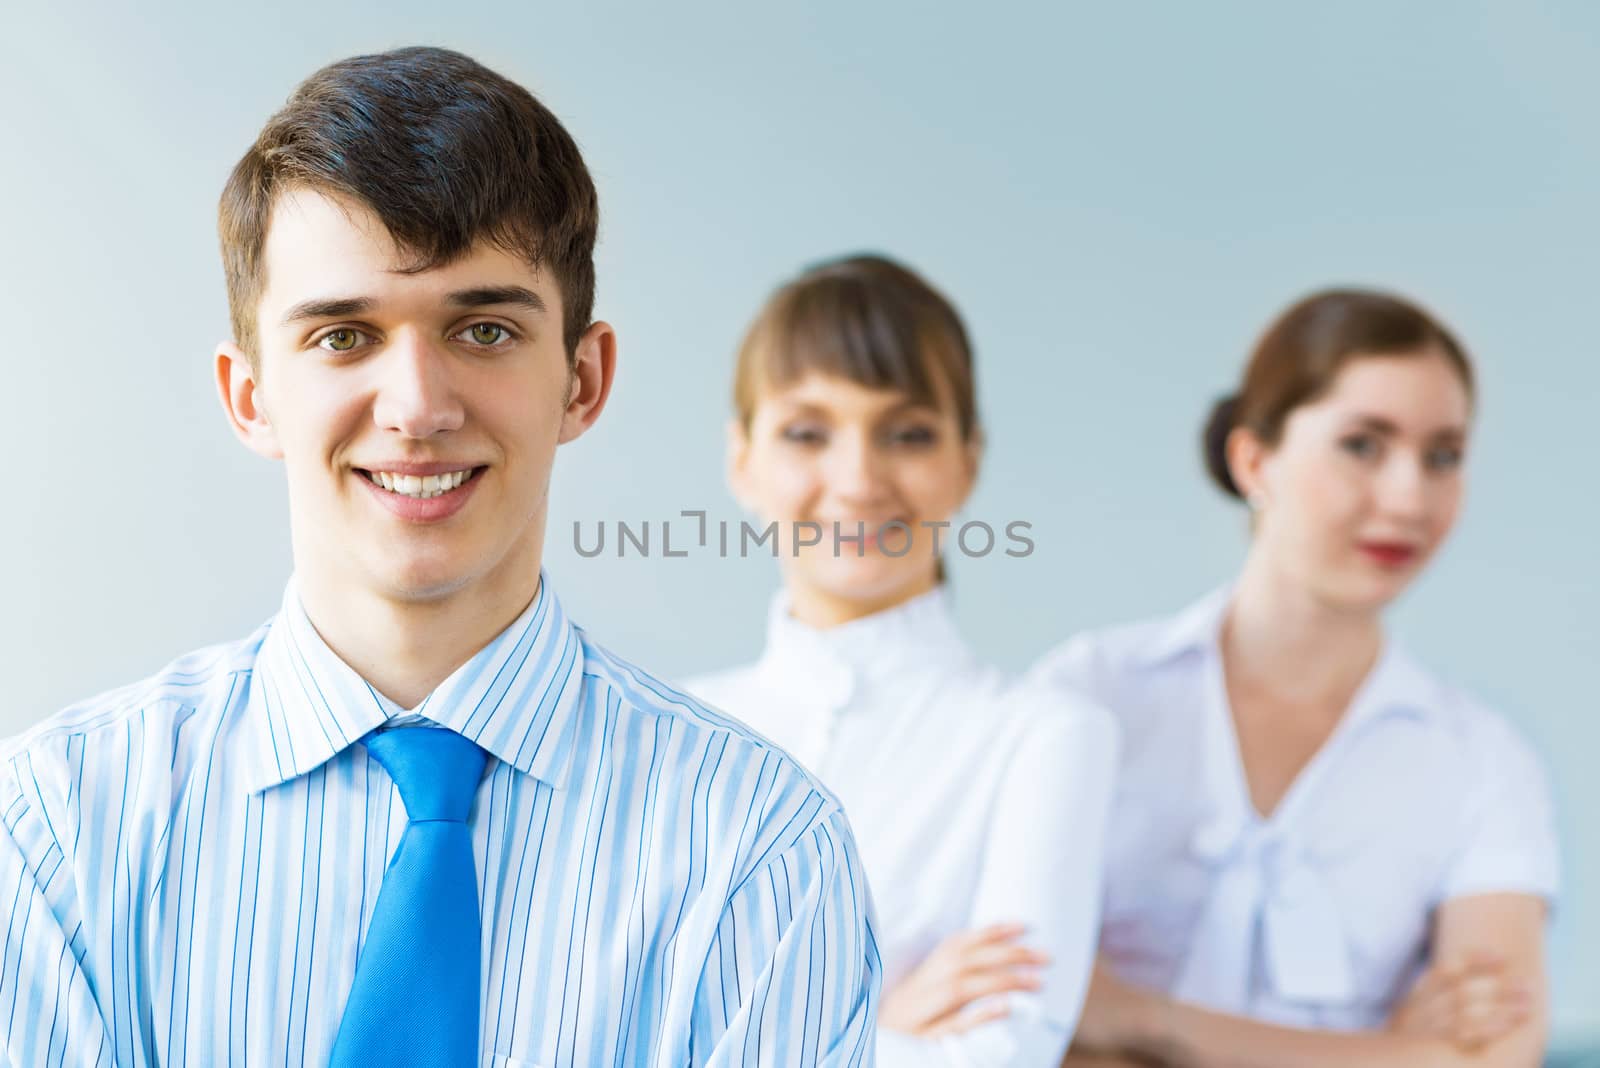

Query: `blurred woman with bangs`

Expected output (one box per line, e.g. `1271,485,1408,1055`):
685,254,1117,1066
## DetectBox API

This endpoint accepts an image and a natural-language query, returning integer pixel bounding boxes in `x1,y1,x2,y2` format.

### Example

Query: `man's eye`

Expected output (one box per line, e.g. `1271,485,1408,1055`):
461,323,511,346
318,328,366,352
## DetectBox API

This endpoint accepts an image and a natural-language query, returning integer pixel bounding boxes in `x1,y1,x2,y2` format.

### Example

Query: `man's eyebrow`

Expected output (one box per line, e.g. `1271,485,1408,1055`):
447,286,547,313
281,296,374,326
278,287,546,328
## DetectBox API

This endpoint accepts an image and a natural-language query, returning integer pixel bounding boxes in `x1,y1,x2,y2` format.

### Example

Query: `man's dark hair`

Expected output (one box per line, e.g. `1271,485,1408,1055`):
219,46,599,366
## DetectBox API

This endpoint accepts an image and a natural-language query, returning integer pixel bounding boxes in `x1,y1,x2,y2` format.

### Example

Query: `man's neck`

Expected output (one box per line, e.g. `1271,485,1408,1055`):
296,566,543,711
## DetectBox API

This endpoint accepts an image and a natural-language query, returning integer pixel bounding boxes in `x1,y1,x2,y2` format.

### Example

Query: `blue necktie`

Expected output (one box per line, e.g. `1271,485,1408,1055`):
330,726,488,1067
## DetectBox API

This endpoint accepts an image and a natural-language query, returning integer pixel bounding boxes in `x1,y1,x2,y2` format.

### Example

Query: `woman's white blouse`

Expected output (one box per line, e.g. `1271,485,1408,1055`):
1027,588,1561,1031
686,585,1119,1067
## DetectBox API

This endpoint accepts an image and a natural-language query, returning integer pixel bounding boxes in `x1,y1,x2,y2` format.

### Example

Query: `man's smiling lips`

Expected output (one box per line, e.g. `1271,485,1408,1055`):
353,461,488,522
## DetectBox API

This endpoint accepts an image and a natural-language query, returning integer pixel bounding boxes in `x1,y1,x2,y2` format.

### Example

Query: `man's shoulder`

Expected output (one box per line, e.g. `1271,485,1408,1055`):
675,663,760,715
1,624,270,768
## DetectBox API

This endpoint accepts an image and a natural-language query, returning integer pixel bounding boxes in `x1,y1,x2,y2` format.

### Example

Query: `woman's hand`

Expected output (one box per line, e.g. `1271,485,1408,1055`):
879,923,1050,1036
1387,951,1532,1051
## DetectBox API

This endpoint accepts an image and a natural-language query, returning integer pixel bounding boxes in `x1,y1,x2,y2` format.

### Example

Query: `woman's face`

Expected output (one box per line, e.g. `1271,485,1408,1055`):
1236,348,1473,613
730,370,978,619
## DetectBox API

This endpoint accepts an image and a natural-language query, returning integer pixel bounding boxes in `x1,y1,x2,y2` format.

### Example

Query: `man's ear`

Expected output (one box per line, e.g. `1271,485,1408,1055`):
215,342,283,460
558,320,618,444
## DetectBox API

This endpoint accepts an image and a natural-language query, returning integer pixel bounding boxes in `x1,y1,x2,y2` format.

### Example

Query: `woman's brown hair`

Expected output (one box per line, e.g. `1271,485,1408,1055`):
733,254,979,441
1204,288,1475,499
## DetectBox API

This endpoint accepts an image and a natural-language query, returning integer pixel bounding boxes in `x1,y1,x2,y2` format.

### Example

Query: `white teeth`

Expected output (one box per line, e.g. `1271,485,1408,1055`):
366,468,474,498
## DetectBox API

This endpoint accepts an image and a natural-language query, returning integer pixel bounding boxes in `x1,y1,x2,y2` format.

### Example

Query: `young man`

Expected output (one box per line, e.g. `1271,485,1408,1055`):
0,47,880,1066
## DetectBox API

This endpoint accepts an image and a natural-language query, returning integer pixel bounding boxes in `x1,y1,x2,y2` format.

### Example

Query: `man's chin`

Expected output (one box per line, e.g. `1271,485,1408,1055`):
383,577,474,606
365,543,545,609
363,556,480,605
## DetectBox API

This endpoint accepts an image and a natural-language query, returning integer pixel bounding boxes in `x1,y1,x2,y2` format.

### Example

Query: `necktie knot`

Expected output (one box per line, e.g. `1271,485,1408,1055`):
362,726,487,823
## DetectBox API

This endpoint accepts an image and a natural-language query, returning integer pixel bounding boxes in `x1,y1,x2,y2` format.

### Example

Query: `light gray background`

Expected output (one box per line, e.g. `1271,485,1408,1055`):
2,0,1594,1045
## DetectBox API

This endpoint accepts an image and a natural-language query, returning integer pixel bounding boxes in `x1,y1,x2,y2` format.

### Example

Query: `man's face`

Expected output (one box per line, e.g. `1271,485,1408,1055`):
231,187,591,606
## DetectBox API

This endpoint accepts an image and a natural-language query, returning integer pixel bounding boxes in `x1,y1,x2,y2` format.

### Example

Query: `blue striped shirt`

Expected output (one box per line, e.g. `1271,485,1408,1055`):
0,572,882,1066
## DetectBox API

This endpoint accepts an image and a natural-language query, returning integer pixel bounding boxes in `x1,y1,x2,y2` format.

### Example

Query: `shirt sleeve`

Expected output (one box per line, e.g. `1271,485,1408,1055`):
1435,705,1561,906
0,751,116,1067
876,693,1121,1068
690,804,882,1067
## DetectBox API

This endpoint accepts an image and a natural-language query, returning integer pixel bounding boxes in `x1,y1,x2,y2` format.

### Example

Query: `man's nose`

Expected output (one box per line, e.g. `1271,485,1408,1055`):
370,333,466,439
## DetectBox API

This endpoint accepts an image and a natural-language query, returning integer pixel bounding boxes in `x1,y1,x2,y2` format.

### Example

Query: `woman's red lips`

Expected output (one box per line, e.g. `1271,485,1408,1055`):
1359,541,1419,567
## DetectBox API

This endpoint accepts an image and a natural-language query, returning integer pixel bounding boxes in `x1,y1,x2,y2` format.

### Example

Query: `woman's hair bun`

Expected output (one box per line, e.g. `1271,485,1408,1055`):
1202,393,1244,499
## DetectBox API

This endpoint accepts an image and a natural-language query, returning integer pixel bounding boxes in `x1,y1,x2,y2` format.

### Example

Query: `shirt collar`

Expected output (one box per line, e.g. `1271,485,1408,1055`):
1132,586,1232,668
241,568,586,794
1343,642,1440,727
754,583,973,708
1136,584,1440,727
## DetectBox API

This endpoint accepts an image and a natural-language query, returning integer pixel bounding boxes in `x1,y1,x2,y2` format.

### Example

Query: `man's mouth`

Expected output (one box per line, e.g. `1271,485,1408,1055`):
356,467,483,499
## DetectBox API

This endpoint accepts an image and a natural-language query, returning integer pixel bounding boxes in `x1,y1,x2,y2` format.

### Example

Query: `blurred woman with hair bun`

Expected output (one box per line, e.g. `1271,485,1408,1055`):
1036,288,1561,1068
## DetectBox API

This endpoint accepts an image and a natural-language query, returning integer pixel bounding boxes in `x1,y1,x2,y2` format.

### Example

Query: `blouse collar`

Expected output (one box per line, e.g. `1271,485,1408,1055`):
1137,584,1444,730
754,583,974,710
